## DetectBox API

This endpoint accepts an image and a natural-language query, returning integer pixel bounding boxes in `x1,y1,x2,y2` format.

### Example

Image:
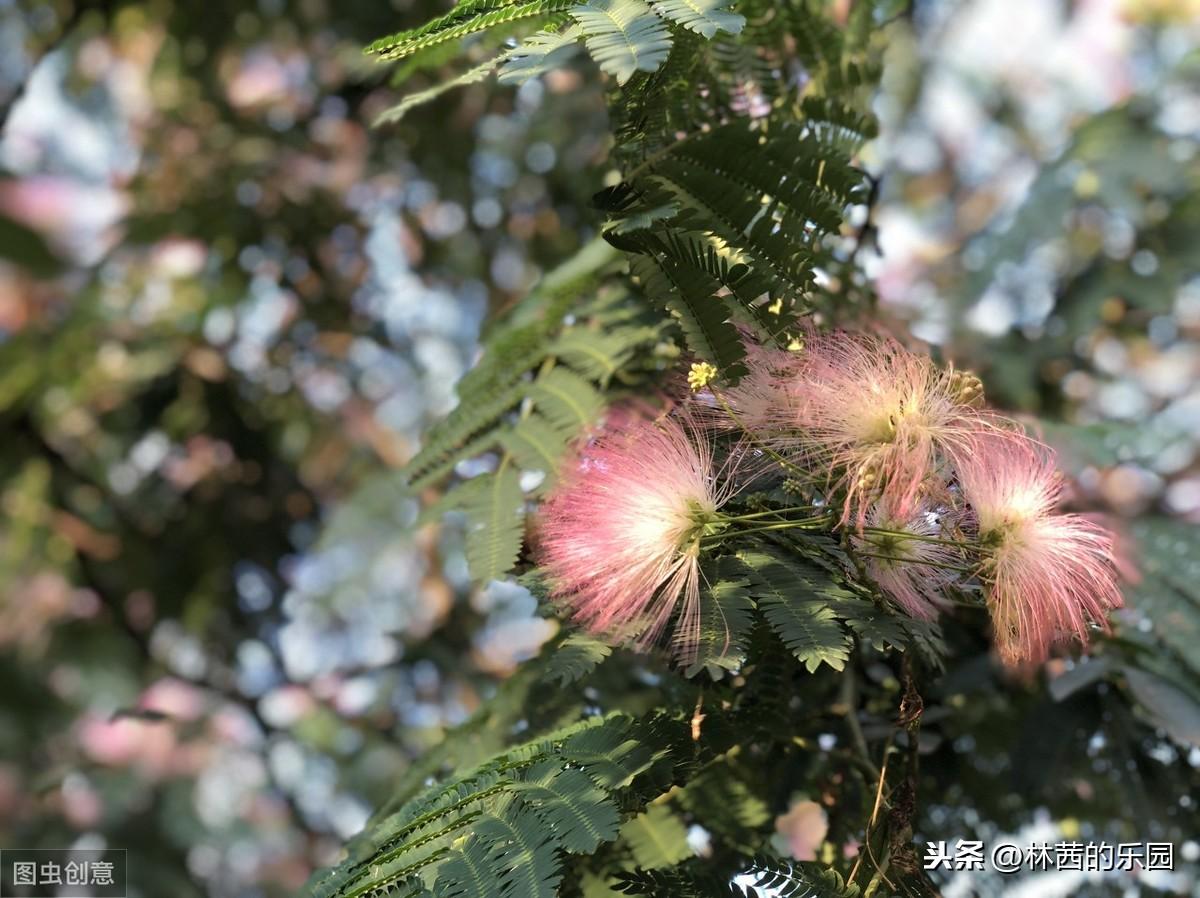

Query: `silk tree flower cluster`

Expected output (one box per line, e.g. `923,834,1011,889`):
536,330,1123,668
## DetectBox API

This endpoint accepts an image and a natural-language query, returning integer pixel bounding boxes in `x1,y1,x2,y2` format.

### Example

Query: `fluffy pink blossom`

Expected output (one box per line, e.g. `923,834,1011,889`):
853,496,964,620
537,414,735,659
957,432,1123,666
718,341,806,435
774,799,829,862
777,330,993,528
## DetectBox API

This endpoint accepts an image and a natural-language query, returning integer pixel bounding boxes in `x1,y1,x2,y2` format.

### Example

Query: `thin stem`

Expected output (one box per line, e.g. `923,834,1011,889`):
860,526,980,549
850,745,893,889
703,517,834,543
839,668,877,778
711,388,807,478
718,505,822,523
853,551,978,575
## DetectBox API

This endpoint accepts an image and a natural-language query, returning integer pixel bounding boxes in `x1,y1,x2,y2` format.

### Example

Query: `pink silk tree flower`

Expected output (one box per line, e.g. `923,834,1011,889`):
852,496,964,620
956,432,1124,667
717,341,807,436
536,413,736,660
774,799,829,862
778,330,994,529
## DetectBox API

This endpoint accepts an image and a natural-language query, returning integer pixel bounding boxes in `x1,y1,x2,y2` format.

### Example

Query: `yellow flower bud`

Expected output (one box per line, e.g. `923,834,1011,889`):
687,362,719,392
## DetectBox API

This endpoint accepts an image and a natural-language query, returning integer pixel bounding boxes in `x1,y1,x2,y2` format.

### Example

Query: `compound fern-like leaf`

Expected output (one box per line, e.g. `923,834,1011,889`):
542,632,614,686
651,0,744,39
498,23,584,84
619,804,691,869
515,765,621,853
570,0,674,84
367,0,576,60
739,549,852,672
458,464,526,582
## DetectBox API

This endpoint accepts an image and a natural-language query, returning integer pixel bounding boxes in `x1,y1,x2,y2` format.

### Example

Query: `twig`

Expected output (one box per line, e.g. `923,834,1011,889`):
691,689,706,741
848,171,882,269
882,656,943,893
848,747,895,890
839,667,877,778
846,171,883,313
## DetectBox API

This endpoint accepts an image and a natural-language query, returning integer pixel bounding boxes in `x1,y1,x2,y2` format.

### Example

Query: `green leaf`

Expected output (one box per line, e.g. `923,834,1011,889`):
307,717,661,898
367,0,577,60
734,860,861,898
739,549,852,672
550,327,650,382
1126,516,1200,677
498,24,584,84
570,0,674,84
651,231,782,330
1124,668,1200,749
441,809,562,898
686,556,756,677
542,632,614,686
615,859,860,898
836,597,909,650
456,465,526,582
613,864,731,897
618,804,691,869
499,413,572,479
515,765,622,853
1048,656,1116,703
760,596,850,673
409,426,510,493
603,118,870,359
403,238,616,488
596,182,682,234
898,617,947,671
559,720,659,789
375,56,502,125
650,0,744,38
435,836,499,898
677,756,770,842
628,254,747,376
327,769,508,898
801,86,879,135
528,367,605,431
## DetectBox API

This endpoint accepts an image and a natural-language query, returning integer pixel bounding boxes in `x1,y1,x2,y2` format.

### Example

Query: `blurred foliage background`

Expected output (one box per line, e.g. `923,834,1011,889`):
0,0,1197,896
